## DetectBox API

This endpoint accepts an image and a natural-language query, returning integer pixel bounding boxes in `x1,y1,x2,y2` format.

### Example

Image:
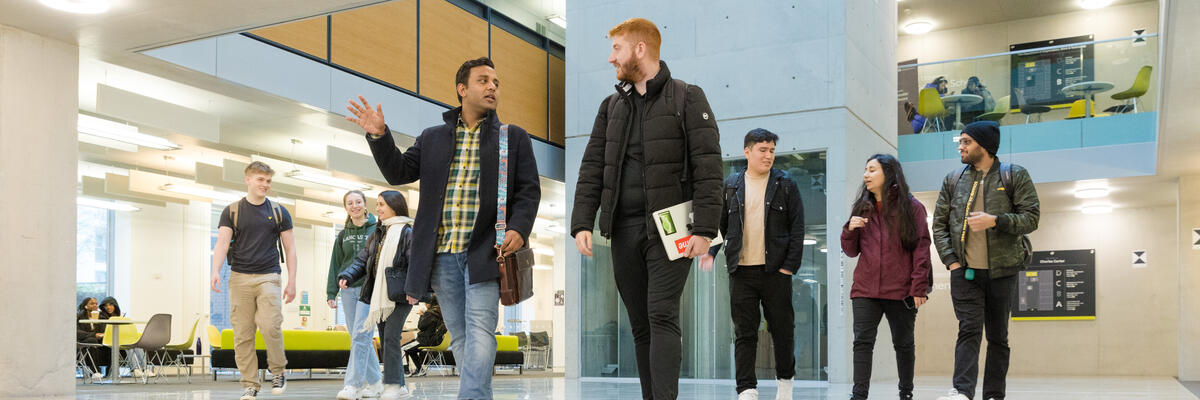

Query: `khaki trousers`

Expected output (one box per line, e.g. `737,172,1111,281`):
228,271,287,388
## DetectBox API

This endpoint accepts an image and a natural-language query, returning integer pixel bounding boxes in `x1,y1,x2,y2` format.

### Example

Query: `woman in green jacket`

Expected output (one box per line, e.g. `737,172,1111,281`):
327,190,381,399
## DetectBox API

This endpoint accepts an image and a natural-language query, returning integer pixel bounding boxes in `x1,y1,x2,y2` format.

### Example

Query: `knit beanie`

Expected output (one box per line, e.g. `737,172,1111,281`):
962,121,1000,156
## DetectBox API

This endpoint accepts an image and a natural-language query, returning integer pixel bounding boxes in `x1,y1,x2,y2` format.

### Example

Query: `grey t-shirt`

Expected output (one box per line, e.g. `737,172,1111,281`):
219,198,293,274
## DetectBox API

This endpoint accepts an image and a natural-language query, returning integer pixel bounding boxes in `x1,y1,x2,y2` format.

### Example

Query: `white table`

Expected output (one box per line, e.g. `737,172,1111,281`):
79,319,145,384
941,94,983,129
1062,81,1115,118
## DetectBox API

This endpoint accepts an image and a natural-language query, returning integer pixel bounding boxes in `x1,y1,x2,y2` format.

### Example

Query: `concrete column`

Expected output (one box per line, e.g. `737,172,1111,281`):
0,25,79,397
1179,175,1200,380
564,0,896,383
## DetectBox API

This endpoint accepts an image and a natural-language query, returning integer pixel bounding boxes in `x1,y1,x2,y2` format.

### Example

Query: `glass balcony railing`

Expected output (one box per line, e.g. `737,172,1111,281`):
900,34,1158,134
898,34,1159,163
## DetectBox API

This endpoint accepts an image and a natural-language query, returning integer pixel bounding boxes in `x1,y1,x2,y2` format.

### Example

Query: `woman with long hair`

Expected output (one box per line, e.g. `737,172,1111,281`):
76,297,108,379
338,190,416,400
328,190,383,400
841,154,932,400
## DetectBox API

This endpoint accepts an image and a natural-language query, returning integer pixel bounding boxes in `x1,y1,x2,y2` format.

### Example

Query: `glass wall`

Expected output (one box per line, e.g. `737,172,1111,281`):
580,149,828,380
76,205,112,306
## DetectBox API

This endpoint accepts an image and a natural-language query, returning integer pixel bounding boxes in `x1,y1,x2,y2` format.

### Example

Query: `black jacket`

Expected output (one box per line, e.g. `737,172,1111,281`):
571,61,724,239
338,223,413,304
709,169,806,273
77,310,102,343
367,108,541,299
416,306,446,347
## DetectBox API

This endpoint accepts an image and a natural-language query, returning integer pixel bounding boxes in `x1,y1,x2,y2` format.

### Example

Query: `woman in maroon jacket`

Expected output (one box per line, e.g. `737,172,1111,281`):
841,153,932,400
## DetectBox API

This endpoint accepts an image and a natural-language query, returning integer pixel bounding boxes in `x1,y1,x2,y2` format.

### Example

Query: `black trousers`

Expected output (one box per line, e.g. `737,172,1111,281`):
405,346,427,372
950,268,1017,400
730,265,795,394
611,223,694,400
851,297,917,400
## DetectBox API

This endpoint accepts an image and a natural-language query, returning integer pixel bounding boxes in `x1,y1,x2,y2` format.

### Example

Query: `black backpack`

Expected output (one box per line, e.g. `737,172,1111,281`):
949,163,1033,266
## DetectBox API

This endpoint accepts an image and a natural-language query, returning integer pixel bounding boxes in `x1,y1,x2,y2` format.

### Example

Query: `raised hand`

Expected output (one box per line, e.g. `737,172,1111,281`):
345,95,387,136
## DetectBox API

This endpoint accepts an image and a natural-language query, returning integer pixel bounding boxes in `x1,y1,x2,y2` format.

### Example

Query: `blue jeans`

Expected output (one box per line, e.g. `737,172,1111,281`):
431,252,499,400
341,287,382,387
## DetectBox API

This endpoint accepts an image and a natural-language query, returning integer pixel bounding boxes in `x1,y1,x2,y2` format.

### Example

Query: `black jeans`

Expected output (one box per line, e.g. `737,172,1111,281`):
950,268,1017,400
376,302,414,385
851,297,917,400
730,265,795,394
611,223,694,400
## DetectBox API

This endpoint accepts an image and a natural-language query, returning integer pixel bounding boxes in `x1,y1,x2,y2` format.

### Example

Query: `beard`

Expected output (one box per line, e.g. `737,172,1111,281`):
616,58,643,83
960,148,983,165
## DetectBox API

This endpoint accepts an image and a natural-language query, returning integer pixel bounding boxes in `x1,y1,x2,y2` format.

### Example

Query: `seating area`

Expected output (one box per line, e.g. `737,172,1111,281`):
75,314,200,385
419,332,527,375
209,329,352,380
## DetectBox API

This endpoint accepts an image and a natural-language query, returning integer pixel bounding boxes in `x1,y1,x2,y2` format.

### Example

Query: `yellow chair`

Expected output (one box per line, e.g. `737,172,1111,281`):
917,87,949,133
206,325,222,350
1066,99,1109,119
419,332,452,373
102,317,141,347
974,95,1011,123
159,318,201,380
1110,65,1152,113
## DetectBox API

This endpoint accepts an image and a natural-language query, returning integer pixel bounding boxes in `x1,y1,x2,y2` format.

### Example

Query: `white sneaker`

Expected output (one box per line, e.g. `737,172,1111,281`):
737,388,759,400
91,372,103,380
239,387,258,400
936,389,970,400
131,368,144,378
775,378,793,400
361,381,384,398
145,369,157,378
380,384,413,400
337,385,362,400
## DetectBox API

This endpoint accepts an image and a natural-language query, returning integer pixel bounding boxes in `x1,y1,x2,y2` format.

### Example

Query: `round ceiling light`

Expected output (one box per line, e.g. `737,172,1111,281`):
1079,0,1115,10
39,0,110,14
903,21,934,35
1074,187,1110,199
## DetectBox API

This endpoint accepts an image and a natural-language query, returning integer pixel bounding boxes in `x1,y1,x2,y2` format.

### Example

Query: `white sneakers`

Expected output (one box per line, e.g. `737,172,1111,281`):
776,378,793,400
337,385,362,400
239,387,258,400
90,372,103,380
380,384,413,400
737,388,758,400
361,381,384,398
936,389,970,400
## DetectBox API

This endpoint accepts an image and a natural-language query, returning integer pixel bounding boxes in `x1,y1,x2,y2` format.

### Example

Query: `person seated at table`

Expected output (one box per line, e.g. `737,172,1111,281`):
405,296,446,377
98,297,155,378
912,76,951,133
76,297,109,379
960,76,996,123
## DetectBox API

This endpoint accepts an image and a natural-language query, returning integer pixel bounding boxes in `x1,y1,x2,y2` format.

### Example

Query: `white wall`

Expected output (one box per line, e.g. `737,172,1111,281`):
913,202,1179,376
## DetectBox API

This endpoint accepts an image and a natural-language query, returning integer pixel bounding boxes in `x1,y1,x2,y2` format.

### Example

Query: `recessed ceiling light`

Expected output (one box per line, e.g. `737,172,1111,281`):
39,0,110,14
1079,0,1115,10
903,21,934,35
1074,187,1110,199
1081,204,1113,214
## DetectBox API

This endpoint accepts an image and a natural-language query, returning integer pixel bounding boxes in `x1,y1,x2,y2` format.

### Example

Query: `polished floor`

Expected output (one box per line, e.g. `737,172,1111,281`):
75,373,1199,399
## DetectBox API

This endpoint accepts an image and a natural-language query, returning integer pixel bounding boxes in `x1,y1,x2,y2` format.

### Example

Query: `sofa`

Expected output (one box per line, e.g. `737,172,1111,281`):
210,329,351,379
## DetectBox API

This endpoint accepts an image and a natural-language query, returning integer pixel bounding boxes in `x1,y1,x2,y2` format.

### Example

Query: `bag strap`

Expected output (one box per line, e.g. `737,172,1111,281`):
229,200,241,234
270,199,284,263
495,124,511,250
666,79,690,184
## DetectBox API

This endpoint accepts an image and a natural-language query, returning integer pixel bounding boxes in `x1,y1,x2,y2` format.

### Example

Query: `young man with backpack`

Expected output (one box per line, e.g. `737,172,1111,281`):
571,17,723,400
210,161,298,400
932,121,1040,400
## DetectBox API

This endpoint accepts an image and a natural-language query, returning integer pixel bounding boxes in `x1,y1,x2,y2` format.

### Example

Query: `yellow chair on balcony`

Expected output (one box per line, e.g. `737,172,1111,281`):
1110,65,1152,113
1066,99,1109,119
917,88,949,133
974,95,1011,123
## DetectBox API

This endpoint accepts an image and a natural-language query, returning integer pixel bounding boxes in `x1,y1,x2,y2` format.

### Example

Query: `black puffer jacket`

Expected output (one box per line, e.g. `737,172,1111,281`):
337,222,413,304
571,61,723,238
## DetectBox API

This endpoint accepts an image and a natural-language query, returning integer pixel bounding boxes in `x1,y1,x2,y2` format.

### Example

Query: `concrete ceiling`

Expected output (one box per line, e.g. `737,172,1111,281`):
914,174,1178,216
897,0,1156,36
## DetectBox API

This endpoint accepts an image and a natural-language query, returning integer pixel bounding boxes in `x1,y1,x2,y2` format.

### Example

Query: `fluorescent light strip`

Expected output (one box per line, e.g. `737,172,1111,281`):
160,183,243,203
77,197,139,212
285,170,370,191
78,114,179,150
803,239,818,246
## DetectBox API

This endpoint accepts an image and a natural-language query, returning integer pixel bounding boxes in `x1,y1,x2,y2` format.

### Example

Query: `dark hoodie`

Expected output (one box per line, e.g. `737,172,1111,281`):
99,297,122,319
326,214,378,301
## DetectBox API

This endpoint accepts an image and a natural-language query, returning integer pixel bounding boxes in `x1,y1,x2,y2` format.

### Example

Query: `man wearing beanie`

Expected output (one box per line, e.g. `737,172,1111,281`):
932,121,1040,400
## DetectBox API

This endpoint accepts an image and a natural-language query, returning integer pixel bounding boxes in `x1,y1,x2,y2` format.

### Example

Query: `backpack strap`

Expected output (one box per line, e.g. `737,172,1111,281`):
665,79,690,184
999,162,1013,201
269,199,285,263
948,165,970,195
229,199,241,234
